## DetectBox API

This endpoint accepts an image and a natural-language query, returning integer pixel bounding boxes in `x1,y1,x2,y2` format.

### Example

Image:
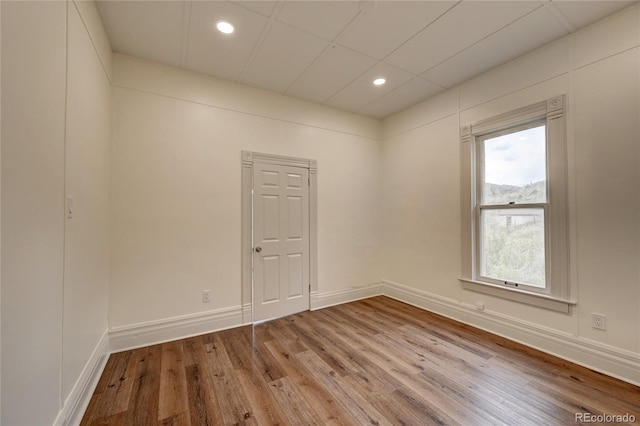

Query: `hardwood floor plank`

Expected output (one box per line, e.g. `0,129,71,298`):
81,297,640,425
268,317,309,351
218,325,286,384
186,336,226,426
268,376,324,425
200,333,256,425
281,313,358,377
235,368,289,425
310,312,406,395
158,412,190,426
386,387,462,426
81,350,137,424
181,337,199,368
296,350,395,426
126,345,162,426
369,297,496,360
383,326,565,424
87,411,129,426
398,323,529,387
158,341,189,422
263,339,356,425
185,364,215,426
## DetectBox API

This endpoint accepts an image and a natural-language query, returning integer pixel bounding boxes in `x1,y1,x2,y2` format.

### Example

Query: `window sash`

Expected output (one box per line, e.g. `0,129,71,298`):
475,203,550,294
475,119,548,206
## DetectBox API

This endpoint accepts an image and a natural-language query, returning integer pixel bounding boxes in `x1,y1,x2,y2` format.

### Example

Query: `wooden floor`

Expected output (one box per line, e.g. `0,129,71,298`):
82,296,640,425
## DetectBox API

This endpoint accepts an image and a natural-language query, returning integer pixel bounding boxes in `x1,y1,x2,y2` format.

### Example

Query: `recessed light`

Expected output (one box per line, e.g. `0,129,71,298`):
373,78,386,86
216,21,234,34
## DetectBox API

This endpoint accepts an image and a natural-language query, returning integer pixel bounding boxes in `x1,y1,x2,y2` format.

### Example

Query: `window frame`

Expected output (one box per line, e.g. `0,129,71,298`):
460,95,573,313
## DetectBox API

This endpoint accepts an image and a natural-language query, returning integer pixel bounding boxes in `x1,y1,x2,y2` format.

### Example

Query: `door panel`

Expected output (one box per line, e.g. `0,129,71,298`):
253,163,309,321
262,255,280,303
287,253,303,297
287,196,303,239
261,195,279,241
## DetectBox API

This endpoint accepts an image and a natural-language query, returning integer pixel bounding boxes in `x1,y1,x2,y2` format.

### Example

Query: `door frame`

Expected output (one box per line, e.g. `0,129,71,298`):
241,150,317,324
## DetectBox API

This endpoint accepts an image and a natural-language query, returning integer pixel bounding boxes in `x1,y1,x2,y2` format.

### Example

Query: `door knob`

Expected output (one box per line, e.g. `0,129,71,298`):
254,246,262,253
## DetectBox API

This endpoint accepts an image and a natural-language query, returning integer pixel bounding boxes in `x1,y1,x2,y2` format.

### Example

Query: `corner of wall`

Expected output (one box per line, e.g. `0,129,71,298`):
54,330,110,426
72,0,113,82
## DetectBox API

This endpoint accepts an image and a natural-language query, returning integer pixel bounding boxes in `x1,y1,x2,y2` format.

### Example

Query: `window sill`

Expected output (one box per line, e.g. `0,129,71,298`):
459,278,576,314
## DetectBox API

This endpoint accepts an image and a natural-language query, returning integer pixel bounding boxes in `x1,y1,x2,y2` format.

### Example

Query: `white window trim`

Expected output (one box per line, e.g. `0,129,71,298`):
459,95,575,313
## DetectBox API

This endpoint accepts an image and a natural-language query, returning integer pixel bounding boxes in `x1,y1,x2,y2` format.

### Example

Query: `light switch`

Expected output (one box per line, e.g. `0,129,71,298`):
66,196,73,219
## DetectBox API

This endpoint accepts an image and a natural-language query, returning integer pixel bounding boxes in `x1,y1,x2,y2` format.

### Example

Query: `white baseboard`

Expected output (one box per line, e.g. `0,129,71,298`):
54,329,110,426
104,281,639,388
381,279,640,387
311,283,383,311
109,306,244,352
108,285,384,354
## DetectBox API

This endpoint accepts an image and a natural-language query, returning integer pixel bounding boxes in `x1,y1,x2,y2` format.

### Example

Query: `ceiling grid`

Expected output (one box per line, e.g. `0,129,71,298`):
96,0,635,119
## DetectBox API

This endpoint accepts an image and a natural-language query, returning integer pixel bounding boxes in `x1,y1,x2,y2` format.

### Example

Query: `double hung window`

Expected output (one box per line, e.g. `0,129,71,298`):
460,96,571,312
476,121,548,291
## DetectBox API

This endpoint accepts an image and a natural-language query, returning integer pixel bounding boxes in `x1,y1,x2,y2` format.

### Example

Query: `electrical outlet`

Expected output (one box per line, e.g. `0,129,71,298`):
592,313,606,330
202,290,211,303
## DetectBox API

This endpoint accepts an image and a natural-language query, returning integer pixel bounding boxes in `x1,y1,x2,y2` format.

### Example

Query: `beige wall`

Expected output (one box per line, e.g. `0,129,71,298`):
381,4,639,374
1,2,67,424
110,55,382,328
63,1,112,404
1,1,112,424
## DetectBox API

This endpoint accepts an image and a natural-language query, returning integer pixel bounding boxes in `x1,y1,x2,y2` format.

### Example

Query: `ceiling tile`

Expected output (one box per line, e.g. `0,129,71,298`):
286,46,377,104
337,1,457,60
276,1,360,41
96,1,184,68
241,22,328,94
423,7,568,89
231,1,278,18
358,78,444,119
386,1,542,75
97,0,635,119
186,2,268,82
324,63,415,113
550,1,635,30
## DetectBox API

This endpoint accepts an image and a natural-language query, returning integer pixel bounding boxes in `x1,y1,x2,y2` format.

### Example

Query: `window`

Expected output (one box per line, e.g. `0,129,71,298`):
460,96,572,312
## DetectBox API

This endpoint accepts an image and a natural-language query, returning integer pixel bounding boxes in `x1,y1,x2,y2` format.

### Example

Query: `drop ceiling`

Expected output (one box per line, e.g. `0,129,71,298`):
96,0,636,119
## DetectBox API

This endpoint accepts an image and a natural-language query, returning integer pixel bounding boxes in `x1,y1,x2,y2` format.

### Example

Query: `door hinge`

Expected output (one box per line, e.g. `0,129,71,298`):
308,176,310,186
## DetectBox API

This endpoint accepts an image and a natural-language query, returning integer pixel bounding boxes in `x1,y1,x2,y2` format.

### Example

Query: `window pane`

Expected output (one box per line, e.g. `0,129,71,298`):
480,208,545,288
483,125,546,205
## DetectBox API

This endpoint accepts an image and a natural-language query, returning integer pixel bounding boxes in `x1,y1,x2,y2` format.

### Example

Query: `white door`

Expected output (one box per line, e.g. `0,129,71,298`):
253,162,310,322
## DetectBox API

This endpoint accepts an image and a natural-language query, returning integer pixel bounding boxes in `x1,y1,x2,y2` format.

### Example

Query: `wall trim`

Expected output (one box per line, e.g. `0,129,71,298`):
381,279,640,387
311,283,384,311
102,280,638,392
54,329,110,426
109,306,244,353
104,282,639,386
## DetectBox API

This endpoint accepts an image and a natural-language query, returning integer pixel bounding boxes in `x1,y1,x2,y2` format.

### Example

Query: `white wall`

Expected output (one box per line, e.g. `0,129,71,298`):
63,0,112,408
381,4,640,383
1,2,67,424
1,1,112,424
110,55,382,329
